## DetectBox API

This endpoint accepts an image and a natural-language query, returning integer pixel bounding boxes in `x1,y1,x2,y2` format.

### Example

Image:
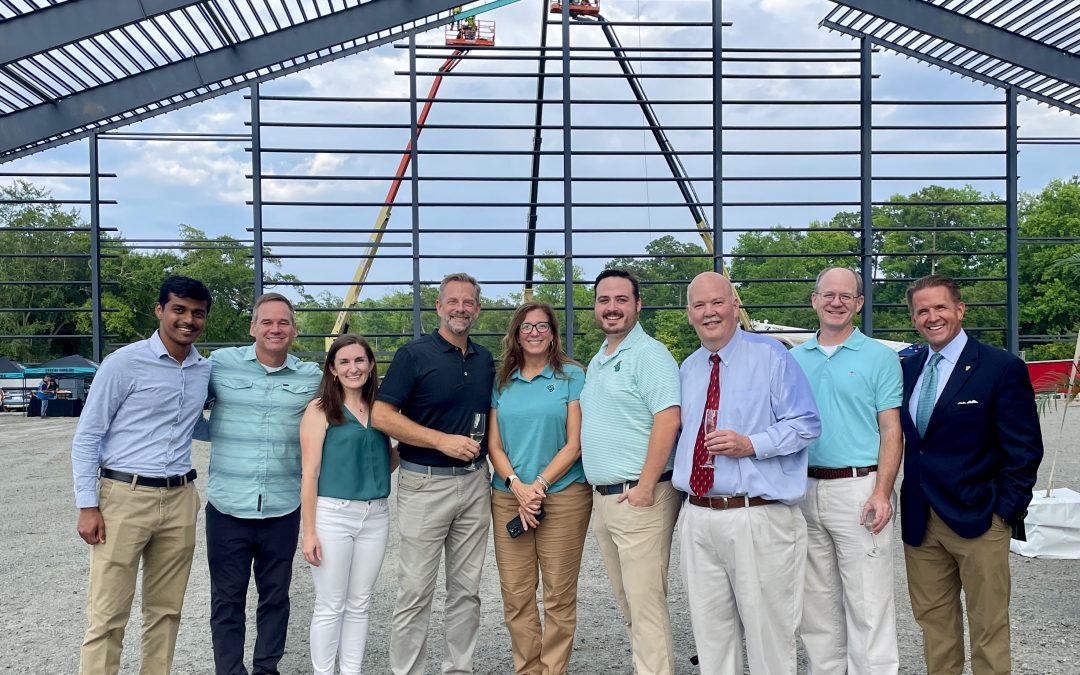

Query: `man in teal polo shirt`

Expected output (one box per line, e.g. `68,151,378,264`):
205,292,322,675
580,268,682,675
791,267,903,674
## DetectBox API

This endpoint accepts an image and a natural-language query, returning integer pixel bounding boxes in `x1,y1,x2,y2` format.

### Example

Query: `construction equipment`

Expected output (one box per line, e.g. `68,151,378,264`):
550,0,600,17
527,7,752,329
327,50,465,348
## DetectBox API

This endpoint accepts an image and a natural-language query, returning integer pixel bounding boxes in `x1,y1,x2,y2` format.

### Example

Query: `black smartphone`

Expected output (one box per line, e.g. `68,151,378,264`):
506,506,546,538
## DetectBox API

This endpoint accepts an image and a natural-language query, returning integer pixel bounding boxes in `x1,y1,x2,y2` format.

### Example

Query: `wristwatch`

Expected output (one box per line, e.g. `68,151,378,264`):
505,475,519,489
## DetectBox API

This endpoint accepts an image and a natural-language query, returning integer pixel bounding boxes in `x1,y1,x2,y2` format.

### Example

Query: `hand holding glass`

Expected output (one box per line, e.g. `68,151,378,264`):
699,408,719,468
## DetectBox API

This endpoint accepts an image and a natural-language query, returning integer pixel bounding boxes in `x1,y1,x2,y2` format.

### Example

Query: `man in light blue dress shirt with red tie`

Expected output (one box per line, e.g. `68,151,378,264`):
673,271,820,675
71,276,212,675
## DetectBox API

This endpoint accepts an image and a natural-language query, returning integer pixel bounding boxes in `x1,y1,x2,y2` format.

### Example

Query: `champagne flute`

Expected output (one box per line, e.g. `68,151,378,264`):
699,408,719,468
470,413,486,443
865,508,880,557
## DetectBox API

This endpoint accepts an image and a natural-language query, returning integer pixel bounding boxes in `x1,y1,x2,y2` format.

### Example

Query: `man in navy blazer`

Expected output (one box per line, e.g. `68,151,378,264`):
900,274,1042,675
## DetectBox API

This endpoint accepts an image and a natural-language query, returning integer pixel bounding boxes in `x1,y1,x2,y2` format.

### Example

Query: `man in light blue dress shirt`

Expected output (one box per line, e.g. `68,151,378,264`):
71,276,212,675
204,292,322,675
673,271,820,675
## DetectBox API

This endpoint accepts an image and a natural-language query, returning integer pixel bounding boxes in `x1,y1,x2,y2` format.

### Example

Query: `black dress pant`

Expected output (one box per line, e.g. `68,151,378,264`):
206,502,300,675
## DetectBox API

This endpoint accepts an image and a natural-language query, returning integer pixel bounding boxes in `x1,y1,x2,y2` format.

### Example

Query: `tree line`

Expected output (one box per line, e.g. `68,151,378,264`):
2,178,1077,364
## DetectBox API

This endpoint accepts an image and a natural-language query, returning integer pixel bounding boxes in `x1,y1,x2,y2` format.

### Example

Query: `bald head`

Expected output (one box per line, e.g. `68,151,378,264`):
687,271,740,351
811,267,864,341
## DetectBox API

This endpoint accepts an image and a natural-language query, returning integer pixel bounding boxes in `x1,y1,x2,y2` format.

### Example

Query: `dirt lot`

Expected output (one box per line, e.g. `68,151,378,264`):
0,411,1077,674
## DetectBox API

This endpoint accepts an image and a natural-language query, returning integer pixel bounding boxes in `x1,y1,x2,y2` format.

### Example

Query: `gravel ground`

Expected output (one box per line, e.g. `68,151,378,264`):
1,410,1077,674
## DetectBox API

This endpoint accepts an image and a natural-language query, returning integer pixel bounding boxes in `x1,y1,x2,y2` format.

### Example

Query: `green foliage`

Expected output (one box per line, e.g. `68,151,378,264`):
1019,179,1080,360
0,181,92,361
4,178,1079,364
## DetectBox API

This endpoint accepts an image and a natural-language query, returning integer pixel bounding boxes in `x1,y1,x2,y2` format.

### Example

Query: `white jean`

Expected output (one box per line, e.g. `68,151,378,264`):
799,474,899,675
680,501,807,675
309,496,390,675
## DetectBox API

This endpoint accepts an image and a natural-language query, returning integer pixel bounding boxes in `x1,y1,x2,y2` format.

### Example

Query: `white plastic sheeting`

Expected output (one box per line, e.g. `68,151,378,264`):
1010,488,1080,560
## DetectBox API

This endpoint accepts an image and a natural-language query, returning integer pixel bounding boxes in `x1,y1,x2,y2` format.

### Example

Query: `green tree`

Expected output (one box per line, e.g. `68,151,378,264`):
0,181,91,361
1018,178,1080,360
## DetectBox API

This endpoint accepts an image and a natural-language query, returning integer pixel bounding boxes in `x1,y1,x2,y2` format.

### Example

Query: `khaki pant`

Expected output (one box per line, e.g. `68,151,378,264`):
680,501,807,675
592,481,681,675
904,508,1012,675
492,482,592,675
389,466,491,675
79,478,200,675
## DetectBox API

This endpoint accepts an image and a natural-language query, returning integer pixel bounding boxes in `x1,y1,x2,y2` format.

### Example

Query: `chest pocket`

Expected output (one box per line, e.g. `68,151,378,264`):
281,383,314,396
218,378,254,391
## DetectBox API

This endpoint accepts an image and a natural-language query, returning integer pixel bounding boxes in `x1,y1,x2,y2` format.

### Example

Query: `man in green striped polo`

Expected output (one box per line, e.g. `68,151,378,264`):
579,268,682,675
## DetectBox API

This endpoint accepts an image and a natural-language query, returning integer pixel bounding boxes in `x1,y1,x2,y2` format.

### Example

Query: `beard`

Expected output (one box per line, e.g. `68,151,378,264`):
443,314,473,335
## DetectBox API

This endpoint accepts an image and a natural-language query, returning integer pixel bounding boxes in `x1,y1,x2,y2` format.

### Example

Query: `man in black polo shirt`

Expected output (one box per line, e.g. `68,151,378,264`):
372,272,496,675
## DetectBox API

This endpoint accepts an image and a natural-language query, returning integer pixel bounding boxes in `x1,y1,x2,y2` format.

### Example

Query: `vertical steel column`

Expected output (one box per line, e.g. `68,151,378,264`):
250,83,264,298
1006,87,1019,355
711,0,722,268
859,38,874,334
409,35,423,337
524,0,552,301
89,133,103,363
560,1,574,356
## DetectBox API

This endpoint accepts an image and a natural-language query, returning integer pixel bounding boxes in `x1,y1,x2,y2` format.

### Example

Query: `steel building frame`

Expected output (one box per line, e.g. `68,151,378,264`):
1,0,1077,363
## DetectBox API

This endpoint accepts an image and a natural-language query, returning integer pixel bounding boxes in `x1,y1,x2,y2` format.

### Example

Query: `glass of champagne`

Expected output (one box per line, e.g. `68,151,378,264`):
865,508,880,557
470,413,486,443
699,408,719,468
464,413,486,471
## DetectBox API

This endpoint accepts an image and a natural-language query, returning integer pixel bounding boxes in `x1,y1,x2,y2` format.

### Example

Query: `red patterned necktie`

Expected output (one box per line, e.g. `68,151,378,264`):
689,354,721,498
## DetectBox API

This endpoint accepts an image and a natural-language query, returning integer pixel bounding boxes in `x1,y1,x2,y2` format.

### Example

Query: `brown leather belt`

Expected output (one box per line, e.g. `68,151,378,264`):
807,465,877,480
688,494,778,510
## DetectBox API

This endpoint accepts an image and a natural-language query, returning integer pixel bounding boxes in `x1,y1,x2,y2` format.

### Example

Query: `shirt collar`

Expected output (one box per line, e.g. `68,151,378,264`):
930,329,967,367
710,326,744,365
241,343,299,371
512,363,555,382
806,326,866,353
432,329,477,356
149,330,204,366
598,321,645,356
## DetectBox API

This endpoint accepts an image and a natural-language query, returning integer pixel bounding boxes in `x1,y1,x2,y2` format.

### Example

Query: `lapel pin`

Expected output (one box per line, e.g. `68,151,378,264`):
965,365,972,371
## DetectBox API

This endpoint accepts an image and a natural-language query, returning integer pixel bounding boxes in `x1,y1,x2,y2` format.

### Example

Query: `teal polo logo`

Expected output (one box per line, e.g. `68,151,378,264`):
547,383,555,392
614,361,622,372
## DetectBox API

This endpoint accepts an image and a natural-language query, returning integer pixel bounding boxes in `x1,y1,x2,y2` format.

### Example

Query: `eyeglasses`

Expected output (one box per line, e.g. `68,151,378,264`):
519,321,552,334
816,292,858,304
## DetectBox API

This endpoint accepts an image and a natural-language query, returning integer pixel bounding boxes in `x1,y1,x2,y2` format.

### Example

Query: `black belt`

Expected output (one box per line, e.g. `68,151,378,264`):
100,468,197,488
594,470,674,496
808,465,877,480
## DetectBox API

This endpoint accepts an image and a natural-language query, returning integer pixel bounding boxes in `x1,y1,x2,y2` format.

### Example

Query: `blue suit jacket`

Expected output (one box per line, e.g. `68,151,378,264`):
900,336,1043,546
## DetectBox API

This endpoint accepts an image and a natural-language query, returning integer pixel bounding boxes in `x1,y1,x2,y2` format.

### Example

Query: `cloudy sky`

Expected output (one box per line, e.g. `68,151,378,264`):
3,0,1078,302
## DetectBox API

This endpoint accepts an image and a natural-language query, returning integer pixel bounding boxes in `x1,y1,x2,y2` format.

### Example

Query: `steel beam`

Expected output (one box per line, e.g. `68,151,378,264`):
829,0,1080,88
89,134,103,363
859,38,874,336
560,0,575,358
0,0,462,157
251,83,264,299
1005,88,1019,355
0,0,205,66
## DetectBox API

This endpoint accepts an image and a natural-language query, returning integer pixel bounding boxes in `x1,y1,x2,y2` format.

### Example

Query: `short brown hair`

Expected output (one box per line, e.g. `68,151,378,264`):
439,272,481,302
906,274,962,313
252,292,295,324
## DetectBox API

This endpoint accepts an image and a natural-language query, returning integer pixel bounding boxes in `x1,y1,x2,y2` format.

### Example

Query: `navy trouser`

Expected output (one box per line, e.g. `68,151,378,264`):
206,503,300,675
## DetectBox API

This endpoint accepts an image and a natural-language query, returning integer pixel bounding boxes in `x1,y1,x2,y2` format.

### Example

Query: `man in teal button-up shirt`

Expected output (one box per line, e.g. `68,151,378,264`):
205,293,322,675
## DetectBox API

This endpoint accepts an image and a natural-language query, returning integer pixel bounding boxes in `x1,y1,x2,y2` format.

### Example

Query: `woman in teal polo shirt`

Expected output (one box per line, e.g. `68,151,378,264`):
488,301,590,675
299,334,394,675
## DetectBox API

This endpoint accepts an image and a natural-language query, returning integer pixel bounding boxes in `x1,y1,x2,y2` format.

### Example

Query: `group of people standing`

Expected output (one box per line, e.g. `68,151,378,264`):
71,266,1042,675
